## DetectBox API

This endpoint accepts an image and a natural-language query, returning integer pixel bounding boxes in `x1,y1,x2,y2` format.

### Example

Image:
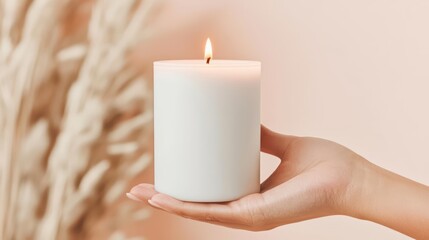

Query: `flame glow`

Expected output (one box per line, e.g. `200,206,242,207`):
205,38,212,64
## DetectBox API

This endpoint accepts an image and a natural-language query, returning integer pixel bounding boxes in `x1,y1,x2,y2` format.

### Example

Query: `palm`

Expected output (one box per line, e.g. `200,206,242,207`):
226,136,357,230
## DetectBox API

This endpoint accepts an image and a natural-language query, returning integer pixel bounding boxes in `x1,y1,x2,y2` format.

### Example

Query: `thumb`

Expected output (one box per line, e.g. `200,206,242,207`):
261,125,296,159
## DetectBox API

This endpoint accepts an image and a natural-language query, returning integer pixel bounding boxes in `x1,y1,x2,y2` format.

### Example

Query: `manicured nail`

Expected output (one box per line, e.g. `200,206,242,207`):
126,192,143,202
148,199,164,209
129,184,155,200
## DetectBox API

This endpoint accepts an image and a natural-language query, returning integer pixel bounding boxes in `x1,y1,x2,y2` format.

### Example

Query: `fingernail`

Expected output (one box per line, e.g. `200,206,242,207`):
129,184,154,200
148,199,164,209
126,192,143,202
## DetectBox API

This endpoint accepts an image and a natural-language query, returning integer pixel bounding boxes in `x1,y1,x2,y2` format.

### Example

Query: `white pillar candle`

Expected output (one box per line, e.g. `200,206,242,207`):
153,39,261,202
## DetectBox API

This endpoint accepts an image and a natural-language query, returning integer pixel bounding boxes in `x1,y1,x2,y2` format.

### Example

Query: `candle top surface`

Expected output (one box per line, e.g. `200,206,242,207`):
154,60,260,68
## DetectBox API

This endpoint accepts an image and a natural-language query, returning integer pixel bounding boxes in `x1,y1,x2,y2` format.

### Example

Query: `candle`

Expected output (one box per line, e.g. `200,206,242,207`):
153,39,261,202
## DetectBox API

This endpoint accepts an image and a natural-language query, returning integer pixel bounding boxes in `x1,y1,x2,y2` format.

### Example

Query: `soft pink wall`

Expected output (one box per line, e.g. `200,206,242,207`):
132,0,429,239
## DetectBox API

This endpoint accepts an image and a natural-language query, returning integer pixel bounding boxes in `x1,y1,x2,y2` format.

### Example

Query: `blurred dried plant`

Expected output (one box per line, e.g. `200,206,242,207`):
0,0,156,239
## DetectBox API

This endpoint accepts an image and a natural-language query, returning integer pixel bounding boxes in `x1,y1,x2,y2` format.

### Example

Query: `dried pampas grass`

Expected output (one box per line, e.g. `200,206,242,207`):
0,0,156,239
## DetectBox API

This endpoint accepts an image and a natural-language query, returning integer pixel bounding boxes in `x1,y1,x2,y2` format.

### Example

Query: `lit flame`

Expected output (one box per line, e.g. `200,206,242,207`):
205,38,212,64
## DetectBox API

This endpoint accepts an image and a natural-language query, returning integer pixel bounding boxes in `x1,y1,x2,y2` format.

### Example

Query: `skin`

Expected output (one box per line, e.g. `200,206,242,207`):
128,126,429,239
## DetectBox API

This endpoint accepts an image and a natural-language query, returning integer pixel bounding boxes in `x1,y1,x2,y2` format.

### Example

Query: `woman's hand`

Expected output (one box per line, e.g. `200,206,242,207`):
128,126,429,238
127,126,366,229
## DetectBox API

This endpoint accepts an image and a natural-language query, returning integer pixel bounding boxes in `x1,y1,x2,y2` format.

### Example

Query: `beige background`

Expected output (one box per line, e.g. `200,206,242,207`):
130,0,429,239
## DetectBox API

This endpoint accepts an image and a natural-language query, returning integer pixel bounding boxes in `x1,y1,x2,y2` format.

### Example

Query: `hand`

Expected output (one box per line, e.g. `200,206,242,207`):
128,126,429,238
127,126,366,230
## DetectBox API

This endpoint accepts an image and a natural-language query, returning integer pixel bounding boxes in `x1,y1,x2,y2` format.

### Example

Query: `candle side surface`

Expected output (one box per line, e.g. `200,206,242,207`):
154,60,261,202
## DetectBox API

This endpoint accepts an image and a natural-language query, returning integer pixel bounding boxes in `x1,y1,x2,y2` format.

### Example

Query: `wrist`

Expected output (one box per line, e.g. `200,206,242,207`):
344,160,385,220
335,156,378,219
340,157,429,239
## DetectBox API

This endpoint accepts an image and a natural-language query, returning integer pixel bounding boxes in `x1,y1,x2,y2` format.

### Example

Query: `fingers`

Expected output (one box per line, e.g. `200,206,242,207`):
146,193,256,229
261,125,296,159
149,193,239,223
127,184,239,223
127,184,269,230
127,183,158,201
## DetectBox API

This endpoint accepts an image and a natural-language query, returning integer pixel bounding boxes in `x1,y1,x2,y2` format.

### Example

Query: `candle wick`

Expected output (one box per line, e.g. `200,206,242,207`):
206,57,211,64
